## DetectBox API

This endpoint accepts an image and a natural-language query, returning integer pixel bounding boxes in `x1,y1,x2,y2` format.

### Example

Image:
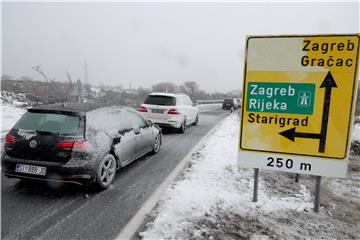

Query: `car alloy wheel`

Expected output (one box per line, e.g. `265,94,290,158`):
178,120,186,133
193,114,199,126
152,134,161,154
95,154,116,190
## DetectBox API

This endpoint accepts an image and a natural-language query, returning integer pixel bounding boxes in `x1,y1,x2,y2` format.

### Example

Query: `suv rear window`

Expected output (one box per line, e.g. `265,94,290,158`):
13,112,82,135
224,99,234,103
144,95,176,106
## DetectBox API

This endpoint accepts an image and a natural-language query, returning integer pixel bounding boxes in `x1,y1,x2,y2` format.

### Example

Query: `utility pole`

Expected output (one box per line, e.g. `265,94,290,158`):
66,71,73,84
84,61,88,85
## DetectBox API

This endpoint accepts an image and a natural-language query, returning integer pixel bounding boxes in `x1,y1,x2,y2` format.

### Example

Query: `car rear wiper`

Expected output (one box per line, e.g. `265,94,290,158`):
16,129,36,133
35,130,59,135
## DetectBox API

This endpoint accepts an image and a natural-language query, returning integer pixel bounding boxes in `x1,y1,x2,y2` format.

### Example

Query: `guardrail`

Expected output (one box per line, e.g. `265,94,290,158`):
197,100,223,104
354,116,360,125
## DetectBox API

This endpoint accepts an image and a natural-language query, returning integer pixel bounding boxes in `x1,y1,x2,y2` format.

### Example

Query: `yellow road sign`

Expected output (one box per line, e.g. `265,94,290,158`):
238,34,359,177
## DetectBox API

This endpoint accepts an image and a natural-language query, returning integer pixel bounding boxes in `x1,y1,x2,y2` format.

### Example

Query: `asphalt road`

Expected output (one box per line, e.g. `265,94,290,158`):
1,106,229,240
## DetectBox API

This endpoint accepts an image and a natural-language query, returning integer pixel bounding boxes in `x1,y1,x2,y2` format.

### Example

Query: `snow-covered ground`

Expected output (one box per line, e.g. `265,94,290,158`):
1,91,29,135
140,113,360,240
352,123,360,142
197,103,222,112
1,102,26,135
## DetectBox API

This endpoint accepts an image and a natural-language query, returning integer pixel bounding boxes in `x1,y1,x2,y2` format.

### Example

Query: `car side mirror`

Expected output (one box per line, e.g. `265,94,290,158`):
146,120,153,126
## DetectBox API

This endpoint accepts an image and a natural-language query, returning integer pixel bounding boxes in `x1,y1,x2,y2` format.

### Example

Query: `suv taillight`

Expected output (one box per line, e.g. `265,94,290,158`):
56,140,90,151
138,106,148,112
168,108,180,115
5,134,15,144
73,140,92,151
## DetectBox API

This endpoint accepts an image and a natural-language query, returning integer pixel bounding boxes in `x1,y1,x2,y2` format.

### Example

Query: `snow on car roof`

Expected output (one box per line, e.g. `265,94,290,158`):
30,103,126,114
149,92,186,97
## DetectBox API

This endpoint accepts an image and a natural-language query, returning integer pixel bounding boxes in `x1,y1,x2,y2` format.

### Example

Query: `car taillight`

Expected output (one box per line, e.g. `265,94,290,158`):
138,106,148,112
168,108,180,115
56,140,91,151
5,134,15,144
55,140,75,150
73,140,91,151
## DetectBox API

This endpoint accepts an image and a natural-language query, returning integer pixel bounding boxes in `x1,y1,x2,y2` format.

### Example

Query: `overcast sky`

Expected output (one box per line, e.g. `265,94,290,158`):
2,2,359,92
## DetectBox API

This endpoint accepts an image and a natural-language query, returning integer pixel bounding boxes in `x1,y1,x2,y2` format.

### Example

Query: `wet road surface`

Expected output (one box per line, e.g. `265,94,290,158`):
1,106,228,240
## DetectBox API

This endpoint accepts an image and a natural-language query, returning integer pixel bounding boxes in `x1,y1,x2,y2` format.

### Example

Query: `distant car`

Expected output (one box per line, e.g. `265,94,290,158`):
138,93,199,133
236,98,242,108
1,103,162,190
222,98,240,110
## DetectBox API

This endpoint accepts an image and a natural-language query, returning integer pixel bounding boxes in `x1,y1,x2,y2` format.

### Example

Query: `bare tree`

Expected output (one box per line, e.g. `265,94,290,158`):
19,76,34,81
114,84,123,92
181,81,199,102
32,65,55,82
136,87,151,102
32,65,69,102
151,82,178,93
1,74,14,81
66,71,73,85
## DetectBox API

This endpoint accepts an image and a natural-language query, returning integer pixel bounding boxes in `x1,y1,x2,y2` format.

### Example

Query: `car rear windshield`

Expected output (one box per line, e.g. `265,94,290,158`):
144,95,176,106
13,112,82,135
224,99,233,103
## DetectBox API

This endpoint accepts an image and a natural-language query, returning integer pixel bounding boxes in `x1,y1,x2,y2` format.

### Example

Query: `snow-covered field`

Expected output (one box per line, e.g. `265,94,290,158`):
140,113,360,240
1,103,26,135
352,123,360,142
1,91,29,135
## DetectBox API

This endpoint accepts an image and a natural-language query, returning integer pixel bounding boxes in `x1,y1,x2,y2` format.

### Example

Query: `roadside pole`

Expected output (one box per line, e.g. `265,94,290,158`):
253,168,259,202
295,173,300,183
314,176,321,212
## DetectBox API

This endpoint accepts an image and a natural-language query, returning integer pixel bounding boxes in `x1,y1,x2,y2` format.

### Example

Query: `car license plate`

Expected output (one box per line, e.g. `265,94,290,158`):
152,109,164,114
15,164,47,176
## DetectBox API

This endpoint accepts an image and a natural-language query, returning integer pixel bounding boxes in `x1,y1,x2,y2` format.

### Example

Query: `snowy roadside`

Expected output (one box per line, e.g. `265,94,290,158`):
197,103,222,112
351,123,360,142
1,102,26,136
139,113,360,240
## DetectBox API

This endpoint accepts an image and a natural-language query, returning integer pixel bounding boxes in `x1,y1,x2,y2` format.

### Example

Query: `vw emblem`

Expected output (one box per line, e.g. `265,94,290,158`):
29,140,37,148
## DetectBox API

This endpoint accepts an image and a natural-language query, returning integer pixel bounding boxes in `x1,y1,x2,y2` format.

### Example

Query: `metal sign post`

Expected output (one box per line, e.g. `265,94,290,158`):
314,176,322,212
253,168,259,202
295,173,300,183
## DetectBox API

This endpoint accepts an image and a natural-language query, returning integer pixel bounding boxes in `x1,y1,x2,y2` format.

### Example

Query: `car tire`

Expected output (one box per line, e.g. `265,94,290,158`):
193,114,199,126
151,133,161,154
178,120,186,133
94,154,117,190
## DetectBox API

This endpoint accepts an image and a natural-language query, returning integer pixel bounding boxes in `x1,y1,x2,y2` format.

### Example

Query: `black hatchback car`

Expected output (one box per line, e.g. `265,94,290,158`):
222,98,240,110
2,103,161,190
